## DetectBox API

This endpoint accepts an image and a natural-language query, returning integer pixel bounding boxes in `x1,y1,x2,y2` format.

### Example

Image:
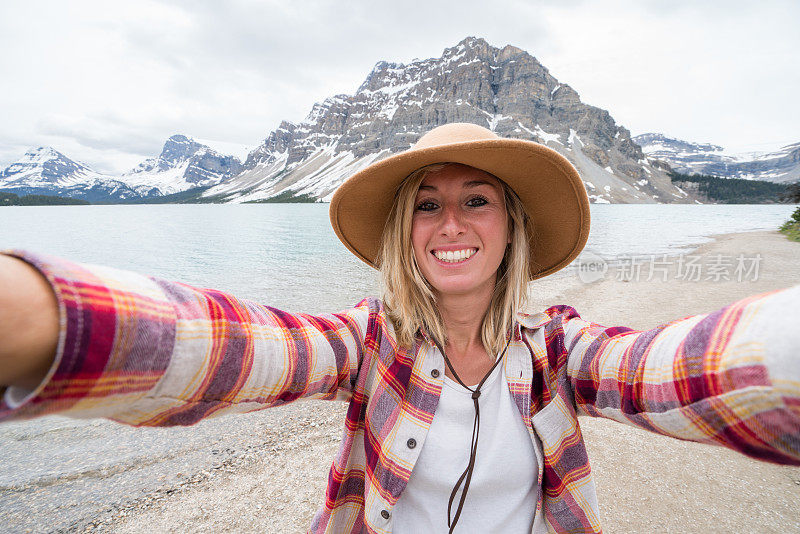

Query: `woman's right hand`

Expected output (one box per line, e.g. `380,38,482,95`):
0,254,58,391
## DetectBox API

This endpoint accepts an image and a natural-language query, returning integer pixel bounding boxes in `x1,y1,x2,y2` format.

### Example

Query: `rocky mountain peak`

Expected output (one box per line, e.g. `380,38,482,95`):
0,135,245,201
21,146,63,163
0,145,140,202
442,36,489,59
2,146,89,182
498,43,525,61
635,133,723,154
635,133,800,183
443,36,529,66
130,135,221,174
153,135,209,169
201,37,686,204
122,135,243,195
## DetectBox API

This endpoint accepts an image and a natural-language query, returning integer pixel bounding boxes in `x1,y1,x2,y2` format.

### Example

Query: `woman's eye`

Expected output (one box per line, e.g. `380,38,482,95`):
415,201,438,212
466,196,489,207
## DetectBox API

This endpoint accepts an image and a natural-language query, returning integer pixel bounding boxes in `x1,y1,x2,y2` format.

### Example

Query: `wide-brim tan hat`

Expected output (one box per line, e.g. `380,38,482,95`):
329,122,590,280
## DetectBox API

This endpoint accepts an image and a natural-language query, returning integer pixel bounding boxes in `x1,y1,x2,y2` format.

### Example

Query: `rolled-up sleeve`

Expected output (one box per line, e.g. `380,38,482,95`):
547,285,800,465
0,251,379,426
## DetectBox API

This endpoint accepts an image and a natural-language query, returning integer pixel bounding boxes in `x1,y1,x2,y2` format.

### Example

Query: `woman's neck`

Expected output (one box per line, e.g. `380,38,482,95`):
436,284,494,357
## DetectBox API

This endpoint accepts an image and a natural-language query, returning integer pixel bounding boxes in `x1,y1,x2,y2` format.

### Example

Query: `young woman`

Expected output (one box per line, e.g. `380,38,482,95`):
1,123,798,533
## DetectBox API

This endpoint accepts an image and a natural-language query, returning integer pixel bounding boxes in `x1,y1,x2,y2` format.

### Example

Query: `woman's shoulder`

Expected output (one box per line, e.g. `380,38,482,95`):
346,295,385,312
516,304,582,330
341,296,397,338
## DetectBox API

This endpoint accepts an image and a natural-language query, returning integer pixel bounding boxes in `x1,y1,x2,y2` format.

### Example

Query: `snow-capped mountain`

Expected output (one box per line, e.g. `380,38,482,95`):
123,135,243,196
0,147,140,202
5,37,794,204
0,136,243,201
634,133,800,184
203,36,690,204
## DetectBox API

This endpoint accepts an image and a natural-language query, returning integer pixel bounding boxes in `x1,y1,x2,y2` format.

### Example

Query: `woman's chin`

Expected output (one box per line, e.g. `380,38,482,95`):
430,278,496,300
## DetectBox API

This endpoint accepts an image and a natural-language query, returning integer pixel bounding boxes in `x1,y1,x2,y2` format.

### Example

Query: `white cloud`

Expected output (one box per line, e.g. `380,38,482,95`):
533,0,799,152
0,0,797,173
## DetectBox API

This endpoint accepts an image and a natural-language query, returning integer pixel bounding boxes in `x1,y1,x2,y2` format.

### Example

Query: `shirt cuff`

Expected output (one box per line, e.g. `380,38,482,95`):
3,383,37,409
0,250,115,421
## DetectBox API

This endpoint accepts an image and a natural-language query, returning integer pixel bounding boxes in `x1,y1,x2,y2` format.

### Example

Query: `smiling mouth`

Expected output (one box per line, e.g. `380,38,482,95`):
432,248,478,263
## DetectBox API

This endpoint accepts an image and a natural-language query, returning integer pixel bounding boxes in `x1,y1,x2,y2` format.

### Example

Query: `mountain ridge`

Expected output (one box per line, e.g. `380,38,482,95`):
0,136,242,201
202,36,682,204
0,146,140,202
2,36,797,203
634,133,800,184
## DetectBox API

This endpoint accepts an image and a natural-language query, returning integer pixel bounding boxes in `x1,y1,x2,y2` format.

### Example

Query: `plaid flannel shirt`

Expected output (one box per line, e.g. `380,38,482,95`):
2,251,799,533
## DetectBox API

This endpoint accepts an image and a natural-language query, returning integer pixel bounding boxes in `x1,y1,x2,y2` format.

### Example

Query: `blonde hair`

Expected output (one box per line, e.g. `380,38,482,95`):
378,163,531,356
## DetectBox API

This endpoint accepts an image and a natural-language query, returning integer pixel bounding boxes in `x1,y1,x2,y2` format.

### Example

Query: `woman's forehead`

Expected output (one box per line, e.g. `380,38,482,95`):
417,163,504,192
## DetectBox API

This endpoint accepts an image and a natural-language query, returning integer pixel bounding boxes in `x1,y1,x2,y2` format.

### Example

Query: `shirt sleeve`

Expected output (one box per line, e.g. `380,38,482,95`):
0,250,382,427
545,284,800,465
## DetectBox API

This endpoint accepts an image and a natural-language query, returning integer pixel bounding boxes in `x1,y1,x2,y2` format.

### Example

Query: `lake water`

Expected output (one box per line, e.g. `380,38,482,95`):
0,203,796,313
0,203,797,531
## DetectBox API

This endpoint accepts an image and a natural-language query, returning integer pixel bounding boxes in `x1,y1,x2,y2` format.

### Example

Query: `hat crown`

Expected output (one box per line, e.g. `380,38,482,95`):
412,123,499,151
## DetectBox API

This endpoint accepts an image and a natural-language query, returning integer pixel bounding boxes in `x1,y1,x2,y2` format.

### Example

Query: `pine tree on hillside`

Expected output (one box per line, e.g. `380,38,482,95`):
781,182,800,203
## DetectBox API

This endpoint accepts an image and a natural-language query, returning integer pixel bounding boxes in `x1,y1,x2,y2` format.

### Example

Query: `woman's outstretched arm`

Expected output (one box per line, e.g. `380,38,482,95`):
0,251,383,426
0,255,59,390
545,285,800,465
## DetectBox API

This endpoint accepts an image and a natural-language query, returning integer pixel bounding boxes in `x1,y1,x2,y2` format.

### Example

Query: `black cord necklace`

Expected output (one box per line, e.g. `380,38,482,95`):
433,334,513,533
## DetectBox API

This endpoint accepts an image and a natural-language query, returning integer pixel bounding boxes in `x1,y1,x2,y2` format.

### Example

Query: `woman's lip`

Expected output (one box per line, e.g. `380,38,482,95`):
429,249,478,265
429,246,479,253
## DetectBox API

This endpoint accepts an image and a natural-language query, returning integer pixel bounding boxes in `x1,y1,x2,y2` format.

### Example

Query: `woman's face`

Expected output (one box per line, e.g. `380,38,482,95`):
411,164,510,299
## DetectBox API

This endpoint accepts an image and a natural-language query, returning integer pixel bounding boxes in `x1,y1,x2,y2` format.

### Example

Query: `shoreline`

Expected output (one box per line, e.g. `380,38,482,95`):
531,229,799,327
6,229,799,533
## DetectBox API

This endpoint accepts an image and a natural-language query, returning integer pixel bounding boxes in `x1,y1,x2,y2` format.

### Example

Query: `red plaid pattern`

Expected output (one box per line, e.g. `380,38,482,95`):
2,251,799,533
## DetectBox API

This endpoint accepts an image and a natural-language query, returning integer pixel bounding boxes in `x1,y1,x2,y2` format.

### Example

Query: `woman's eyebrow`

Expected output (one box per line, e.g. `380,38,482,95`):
417,180,496,192
464,180,495,188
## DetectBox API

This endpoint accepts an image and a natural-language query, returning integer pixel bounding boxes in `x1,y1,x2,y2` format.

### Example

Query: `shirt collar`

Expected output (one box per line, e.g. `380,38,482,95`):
417,328,436,347
415,310,550,346
514,310,551,336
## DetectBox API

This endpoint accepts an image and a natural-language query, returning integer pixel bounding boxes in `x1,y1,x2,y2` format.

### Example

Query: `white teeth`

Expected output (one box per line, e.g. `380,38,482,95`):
433,249,476,263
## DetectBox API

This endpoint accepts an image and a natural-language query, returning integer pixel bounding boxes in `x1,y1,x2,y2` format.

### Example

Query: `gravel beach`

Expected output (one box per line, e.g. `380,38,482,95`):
4,230,800,533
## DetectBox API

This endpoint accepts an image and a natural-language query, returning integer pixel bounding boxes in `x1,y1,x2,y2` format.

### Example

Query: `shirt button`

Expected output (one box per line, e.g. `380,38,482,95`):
431,369,440,378
381,509,390,519
407,438,417,449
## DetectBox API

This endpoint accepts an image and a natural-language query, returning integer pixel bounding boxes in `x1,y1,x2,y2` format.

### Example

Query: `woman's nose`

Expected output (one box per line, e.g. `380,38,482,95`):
439,204,466,236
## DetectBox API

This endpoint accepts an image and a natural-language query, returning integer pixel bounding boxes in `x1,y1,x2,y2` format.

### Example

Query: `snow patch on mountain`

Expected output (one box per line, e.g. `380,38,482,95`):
0,147,139,201
1,135,245,200
194,138,253,161
122,135,243,195
635,133,800,183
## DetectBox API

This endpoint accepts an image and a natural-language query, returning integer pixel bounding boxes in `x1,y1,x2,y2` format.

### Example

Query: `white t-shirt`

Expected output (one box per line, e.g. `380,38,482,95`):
393,362,546,533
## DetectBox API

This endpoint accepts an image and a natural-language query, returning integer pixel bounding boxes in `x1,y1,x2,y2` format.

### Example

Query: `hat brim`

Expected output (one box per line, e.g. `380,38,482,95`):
329,138,590,280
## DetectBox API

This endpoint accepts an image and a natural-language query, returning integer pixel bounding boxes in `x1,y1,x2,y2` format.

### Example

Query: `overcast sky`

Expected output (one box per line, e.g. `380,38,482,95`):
1,0,797,174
